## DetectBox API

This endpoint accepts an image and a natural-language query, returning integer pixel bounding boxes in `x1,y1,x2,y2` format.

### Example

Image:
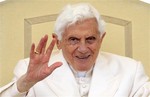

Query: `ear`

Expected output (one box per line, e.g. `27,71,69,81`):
52,33,61,50
101,32,106,39
100,32,106,42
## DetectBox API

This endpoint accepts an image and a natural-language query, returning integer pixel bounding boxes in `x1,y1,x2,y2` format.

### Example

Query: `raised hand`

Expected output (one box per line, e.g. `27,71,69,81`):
17,35,62,92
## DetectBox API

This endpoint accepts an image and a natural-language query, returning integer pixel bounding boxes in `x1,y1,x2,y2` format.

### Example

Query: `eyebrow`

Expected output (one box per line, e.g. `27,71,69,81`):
86,36,96,40
68,37,80,40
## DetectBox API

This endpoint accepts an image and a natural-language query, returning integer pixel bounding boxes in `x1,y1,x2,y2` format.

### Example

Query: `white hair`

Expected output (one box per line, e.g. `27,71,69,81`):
54,3,106,40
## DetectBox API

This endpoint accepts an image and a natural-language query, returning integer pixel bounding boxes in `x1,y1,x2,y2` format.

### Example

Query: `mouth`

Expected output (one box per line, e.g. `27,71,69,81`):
76,55,90,59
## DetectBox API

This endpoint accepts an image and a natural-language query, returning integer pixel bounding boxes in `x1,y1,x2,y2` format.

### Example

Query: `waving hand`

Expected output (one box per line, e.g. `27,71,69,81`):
17,35,62,92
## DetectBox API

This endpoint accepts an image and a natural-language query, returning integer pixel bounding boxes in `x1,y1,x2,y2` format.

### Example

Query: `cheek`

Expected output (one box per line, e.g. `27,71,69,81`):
62,45,78,56
62,46,78,64
90,43,101,52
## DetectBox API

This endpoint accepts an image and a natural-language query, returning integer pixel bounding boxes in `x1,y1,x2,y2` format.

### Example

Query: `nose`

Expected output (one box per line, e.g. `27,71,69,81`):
77,41,88,53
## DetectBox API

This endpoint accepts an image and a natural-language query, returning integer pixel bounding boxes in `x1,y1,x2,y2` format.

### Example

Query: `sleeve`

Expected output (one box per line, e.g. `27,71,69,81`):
0,81,28,97
130,62,150,97
0,58,31,97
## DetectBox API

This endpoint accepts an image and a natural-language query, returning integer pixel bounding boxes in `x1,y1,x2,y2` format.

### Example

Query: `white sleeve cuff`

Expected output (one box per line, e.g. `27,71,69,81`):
10,82,28,97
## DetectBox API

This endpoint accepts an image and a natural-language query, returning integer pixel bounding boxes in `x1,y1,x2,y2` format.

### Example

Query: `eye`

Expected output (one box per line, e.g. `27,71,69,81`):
68,37,79,45
86,36,96,44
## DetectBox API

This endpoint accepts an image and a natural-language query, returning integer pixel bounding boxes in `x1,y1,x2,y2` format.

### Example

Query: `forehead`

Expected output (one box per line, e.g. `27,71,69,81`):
63,18,99,37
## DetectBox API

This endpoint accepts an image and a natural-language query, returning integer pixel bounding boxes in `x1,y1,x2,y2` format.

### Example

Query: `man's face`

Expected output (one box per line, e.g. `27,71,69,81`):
58,18,105,71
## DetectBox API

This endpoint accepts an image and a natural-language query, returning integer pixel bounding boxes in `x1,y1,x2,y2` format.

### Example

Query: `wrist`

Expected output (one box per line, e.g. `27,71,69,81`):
17,74,37,92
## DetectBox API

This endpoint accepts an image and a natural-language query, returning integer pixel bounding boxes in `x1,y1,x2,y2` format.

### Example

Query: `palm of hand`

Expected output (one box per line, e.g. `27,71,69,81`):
25,35,62,83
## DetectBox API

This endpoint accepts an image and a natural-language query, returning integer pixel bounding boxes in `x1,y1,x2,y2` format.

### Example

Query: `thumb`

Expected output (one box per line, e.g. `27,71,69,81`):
47,62,62,74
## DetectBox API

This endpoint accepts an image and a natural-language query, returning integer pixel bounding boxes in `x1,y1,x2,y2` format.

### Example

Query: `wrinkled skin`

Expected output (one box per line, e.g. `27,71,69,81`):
17,35,62,92
17,18,105,92
58,18,105,71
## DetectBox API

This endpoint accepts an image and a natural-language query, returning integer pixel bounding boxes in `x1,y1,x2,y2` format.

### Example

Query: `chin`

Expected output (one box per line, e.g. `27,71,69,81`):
76,64,92,71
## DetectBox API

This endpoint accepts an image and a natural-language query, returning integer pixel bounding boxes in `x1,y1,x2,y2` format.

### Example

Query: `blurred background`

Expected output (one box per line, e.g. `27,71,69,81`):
0,0,150,87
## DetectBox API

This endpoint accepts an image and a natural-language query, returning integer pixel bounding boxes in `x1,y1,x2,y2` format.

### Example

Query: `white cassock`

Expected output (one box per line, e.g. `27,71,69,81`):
0,51,150,97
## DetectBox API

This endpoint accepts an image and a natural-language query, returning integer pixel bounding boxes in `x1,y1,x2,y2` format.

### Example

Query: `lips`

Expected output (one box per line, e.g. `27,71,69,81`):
76,55,90,59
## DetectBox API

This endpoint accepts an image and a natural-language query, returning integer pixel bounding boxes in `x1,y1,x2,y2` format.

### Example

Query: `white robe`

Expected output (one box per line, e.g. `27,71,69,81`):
0,51,150,97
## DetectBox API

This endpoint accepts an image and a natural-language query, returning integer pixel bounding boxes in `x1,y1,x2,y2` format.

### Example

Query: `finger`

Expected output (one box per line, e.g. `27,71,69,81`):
46,38,56,58
41,35,48,54
47,62,62,75
30,43,35,58
36,35,48,54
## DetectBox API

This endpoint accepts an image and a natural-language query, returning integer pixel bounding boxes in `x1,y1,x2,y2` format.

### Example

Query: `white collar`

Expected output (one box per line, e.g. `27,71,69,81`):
69,64,94,78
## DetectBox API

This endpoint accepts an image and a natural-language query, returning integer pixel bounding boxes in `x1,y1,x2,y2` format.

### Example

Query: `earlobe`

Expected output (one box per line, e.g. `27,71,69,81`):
57,40,62,50
52,33,62,50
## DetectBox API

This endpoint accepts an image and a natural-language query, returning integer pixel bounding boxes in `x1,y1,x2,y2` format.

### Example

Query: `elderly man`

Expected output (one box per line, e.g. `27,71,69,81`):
0,3,150,97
